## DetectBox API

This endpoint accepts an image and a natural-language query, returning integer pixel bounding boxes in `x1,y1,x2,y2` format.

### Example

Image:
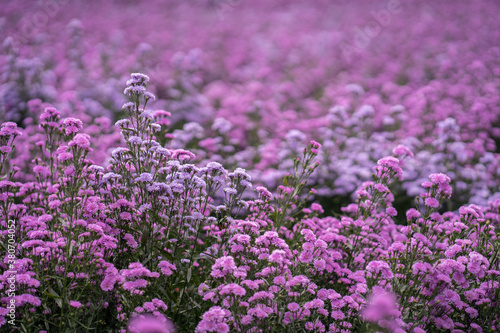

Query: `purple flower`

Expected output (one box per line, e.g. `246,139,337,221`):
287,302,300,312
361,290,401,323
128,315,174,333
393,144,414,158
220,283,246,297
135,173,154,182
68,133,91,149
313,259,326,270
386,207,397,216
128,73,150,85
424,197,439,208
366,261,394,279
69,300,82,308
429,173,451,185
406,208,421,220
298,251,314,263
40,107,60,121
124,85,146,96
159,261,176,276
377,156,400,169
311,203,324,213
62,117,83,135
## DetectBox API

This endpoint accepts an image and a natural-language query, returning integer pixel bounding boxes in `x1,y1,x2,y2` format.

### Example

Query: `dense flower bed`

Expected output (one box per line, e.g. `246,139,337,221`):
0,74,498,333
1,0,500,332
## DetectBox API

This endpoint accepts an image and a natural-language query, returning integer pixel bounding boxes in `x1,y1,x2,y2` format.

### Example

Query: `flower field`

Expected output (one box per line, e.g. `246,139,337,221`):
1,0,500,332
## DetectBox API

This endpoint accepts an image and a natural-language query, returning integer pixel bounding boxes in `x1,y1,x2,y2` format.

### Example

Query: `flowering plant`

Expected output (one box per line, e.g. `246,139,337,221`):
0,74,498,333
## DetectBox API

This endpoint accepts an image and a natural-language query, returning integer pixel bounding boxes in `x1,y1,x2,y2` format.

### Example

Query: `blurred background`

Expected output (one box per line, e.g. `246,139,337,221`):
1,0,500,219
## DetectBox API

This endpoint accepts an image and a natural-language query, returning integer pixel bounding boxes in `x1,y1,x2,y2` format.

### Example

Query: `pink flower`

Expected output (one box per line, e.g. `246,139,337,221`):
220,283,246,297
366,261,394,279
287,302,300,312
377,156,400,168
310,140,322,149
374,183,390,192
268,250,286,264
331,310,345,320
393,144,414,157
299,251,314,263
40,107,60,121
69,300,82,308
128,316,175,333
124,233,138,248
0,146,12,154
313,259,326,270
69,133,91,149
62,117,83,135
429,173,451,184
424,197,439,208
386,207,397,216
406,208,421,219
311,203,324,213
361,290,400,323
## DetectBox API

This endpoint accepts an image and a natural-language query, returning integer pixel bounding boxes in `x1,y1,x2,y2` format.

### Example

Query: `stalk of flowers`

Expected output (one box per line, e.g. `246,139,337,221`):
366,176,500,331
197,217,348,332
197,151,379,333
198,198,394,332
85,75,213,330
352,155,404,220
0,122,21,177
387,211,500,331
297,159,499,332
14,113,120,331
0,130,110,331
414,173,452,221
306,154,406,280
0,73,240,332
87,74,271,331
273,140,321,230
6,98,120,184
4,83,106,331
198,144,498,332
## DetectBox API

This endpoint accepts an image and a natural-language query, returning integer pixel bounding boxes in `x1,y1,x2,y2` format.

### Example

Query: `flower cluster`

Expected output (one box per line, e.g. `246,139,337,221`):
0,4,499,327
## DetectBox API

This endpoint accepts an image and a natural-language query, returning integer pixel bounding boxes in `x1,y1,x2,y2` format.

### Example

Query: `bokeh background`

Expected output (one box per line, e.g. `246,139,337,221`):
2,0,500,219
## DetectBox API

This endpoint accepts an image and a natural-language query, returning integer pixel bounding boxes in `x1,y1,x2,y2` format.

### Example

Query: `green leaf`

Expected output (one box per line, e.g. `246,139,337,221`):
190,299,202,309
178,288,184,302
187,267,192,283
283,177,289,187
159,285,177,302
45,288,63,308
77,321,95,330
